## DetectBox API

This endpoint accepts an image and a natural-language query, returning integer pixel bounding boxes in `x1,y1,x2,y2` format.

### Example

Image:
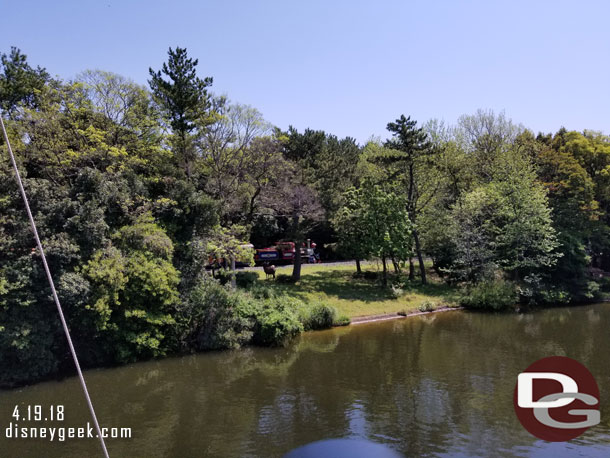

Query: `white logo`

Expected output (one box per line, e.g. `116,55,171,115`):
517,372,600,429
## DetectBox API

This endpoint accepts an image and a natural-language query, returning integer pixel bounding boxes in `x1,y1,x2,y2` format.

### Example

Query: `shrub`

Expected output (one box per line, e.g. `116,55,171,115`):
519,274,573,305
418,300,437,312
583,280,602,300
184,278,306,349
235,271,259,289
252,297,303,346
599,276,610,292
389,284,405,299
182,276,254,351
300,303,337,330
459,279,518,311
84,243,180,363
536,288,572,305
333,315,351,326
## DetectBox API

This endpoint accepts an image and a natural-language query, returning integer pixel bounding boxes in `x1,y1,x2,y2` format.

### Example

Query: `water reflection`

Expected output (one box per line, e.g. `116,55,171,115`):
0,304,609,457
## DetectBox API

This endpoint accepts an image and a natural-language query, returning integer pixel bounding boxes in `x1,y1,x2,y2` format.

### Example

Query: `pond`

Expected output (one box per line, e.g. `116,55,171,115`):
1,304,609,457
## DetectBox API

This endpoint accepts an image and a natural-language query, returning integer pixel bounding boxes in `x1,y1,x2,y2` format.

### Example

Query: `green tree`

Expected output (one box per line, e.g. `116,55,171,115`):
382,115,435,284
83,214,180,362
263,163,323,281
533,129,608,299
456,109,523,180
332,189,370,274
282,128,362,252
449,149,560,284
241,135,289,224
198,99,272,219
149,47,213,177
78,69,161,147
417,130,473,276
334,185,413,285
0,47,50,116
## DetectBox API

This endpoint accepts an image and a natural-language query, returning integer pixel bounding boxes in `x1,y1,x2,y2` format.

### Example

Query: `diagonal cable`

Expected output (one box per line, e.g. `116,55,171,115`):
0,115,110,458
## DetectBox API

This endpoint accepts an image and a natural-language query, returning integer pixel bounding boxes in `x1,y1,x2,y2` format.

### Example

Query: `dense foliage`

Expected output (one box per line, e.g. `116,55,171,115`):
2,47,609,385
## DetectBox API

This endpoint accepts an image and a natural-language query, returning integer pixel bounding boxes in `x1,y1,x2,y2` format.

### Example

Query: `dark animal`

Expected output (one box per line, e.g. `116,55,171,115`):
263,262,276,279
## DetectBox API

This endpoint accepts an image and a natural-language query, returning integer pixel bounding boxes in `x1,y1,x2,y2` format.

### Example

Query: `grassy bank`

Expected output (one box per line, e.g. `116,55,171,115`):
250,262,459,319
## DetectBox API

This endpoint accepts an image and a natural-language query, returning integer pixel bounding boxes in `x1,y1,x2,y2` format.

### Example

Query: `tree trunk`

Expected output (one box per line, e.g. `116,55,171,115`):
292,245,302,281
230,256,236,289
391,256,400,273
413,229,427,284
409,257,415,280
291,210,302,281
355,258,362,274
382,256,388,286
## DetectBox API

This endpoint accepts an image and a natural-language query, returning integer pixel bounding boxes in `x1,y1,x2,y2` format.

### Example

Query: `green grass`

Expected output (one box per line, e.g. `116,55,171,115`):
251,262,459,319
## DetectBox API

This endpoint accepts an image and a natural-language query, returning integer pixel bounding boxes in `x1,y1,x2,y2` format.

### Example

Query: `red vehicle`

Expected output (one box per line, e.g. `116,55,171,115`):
254,246,281,263
276,242,296,262
254,240,320,265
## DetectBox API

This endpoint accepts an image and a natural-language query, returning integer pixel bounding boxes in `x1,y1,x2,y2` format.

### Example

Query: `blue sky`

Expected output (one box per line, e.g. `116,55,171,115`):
2,0,609,144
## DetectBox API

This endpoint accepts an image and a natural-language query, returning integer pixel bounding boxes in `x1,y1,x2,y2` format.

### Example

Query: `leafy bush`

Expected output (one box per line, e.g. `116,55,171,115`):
598,276,610,292
536,288,572,305
518,274,572,305
300,303,337,330
459,279,518,311
182,276,254,351
333,314,351,326
182,277,307,349
418,300,437,312
251,297,303,346
84,224,181,363
235,271,259,289
389,284,405,299
583,280,602,300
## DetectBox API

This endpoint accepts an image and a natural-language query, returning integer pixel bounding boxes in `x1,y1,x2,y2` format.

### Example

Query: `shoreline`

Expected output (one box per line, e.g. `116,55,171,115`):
349,306,463,325
346,300,610,326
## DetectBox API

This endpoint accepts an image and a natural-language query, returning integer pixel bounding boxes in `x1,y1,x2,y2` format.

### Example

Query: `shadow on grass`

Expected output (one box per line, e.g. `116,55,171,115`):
261,269,457,304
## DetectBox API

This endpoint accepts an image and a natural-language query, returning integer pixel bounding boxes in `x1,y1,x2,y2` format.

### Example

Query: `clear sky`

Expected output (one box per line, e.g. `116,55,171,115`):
2,0,609,144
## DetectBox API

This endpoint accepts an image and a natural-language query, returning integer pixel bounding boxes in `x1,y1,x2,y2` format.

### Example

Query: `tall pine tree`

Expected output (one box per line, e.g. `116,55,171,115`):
383,115,434,284
149,47,213,177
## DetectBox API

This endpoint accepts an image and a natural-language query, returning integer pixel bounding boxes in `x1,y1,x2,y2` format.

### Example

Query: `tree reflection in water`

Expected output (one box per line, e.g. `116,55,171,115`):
1,305,609,457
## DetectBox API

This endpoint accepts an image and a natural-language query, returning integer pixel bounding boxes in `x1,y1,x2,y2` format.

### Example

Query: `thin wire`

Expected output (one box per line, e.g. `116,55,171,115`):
0,115,110,458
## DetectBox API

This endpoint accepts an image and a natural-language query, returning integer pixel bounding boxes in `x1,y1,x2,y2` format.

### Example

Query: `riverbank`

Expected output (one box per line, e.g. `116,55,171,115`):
250,261,460,320
350,306,463,324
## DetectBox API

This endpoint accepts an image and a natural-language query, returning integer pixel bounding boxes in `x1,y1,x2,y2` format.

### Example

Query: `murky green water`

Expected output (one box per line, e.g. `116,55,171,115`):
1,304,609,457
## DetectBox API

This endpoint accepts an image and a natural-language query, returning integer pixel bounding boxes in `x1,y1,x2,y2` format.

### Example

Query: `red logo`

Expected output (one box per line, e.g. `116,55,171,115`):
513,356,600,441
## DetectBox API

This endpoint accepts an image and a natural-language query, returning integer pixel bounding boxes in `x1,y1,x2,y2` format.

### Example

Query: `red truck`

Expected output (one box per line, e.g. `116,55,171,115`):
254,240,320,265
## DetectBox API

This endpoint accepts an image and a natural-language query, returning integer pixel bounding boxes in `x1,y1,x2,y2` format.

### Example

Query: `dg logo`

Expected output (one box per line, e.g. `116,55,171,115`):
514,356,600,441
